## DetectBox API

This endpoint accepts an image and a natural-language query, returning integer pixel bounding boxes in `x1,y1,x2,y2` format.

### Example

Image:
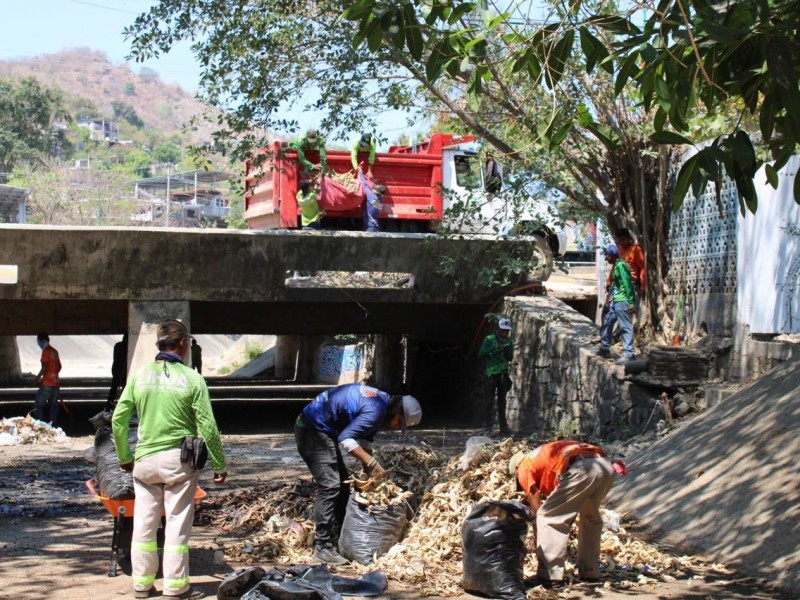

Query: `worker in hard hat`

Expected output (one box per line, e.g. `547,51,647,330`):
294,383,422,566
478,317,514,435
509,442,628,588
351,132,377,178
290,128,328,174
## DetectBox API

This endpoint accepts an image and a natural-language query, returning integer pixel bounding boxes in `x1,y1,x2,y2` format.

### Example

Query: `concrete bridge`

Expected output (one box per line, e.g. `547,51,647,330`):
0,225,531,379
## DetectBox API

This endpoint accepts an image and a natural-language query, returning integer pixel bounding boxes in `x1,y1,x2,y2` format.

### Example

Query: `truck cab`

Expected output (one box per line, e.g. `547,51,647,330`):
439,144,567,280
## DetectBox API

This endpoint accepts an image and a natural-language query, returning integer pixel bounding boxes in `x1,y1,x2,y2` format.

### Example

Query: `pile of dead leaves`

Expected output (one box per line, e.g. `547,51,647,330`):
0,415,66,446
211,437,713,597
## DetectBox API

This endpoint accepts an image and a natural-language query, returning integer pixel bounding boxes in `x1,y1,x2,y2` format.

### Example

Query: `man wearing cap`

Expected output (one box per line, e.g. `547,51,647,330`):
294,383,422,565
351,133,377,178
290,128,328,174
509,442,626,587
358,169,386,232
112,319,227,600
478,318,514,435
599,244,636,363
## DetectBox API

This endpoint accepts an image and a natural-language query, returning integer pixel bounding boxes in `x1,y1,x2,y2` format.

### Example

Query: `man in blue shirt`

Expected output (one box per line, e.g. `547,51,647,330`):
294,383,422,565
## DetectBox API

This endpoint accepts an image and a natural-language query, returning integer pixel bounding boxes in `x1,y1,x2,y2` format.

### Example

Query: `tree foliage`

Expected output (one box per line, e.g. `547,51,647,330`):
342,0,800,212
0,77,71,172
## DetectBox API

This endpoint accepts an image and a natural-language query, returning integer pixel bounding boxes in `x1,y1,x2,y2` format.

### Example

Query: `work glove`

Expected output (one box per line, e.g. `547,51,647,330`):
213,471,228,484
365,459,386,480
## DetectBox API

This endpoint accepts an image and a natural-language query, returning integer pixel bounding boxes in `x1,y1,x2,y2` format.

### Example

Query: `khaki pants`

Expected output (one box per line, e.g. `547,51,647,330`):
131,448,199,597
536,456,615,581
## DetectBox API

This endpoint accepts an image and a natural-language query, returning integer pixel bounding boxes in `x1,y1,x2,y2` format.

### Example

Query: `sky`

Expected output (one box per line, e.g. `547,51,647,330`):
0,0,416,147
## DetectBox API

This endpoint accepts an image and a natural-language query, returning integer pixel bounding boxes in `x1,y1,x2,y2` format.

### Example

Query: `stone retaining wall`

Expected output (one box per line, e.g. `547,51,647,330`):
505,295,659,440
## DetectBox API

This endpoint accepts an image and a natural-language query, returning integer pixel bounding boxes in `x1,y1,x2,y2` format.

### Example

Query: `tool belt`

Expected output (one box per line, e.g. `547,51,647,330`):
180,436,208,471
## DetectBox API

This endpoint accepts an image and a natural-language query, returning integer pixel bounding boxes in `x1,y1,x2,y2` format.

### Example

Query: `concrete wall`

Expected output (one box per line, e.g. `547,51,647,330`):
505,295,658,439
0,336,21,383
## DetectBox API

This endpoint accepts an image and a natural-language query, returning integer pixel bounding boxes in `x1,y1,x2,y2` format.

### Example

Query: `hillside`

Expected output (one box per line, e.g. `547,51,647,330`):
0,48,215,144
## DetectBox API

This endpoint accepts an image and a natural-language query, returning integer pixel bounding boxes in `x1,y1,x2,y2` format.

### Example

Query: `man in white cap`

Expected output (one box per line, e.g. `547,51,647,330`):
294,383,422,565
478,317,514,435
112,319,227,599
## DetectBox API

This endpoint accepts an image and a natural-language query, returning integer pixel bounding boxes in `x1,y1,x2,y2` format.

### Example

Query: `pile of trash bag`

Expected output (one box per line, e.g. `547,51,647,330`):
90,410,137,500
461,500,533,600
218,564,387,600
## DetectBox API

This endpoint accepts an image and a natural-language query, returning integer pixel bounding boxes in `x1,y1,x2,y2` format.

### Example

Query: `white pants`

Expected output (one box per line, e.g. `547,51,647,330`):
131,448,199,597
536,456,615,581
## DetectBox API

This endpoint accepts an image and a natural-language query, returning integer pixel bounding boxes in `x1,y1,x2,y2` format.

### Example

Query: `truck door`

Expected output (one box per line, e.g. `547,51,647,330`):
441,149,511,234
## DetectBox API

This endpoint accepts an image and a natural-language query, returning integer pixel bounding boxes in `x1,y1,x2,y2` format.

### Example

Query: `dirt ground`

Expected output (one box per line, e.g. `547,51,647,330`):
0,427,792,600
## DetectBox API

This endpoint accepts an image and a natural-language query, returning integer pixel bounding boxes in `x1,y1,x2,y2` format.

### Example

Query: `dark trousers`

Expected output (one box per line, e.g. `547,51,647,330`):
294,419,350,549
484,372,510,430
35,385,60,425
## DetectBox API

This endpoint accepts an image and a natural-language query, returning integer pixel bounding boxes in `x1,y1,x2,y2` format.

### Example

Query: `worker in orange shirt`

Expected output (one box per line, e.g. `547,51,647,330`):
510,441,628,588
33,333,62,426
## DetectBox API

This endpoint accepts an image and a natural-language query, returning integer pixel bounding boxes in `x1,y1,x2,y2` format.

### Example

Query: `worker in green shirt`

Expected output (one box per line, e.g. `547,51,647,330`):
297,179,322,230
112,319,227,600
351,132,377,178
290,129,327,174
599,244,636,363
478,317,514,435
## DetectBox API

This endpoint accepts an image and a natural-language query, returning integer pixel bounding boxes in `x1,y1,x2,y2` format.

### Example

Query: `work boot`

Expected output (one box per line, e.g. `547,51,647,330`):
313,545,348,565
133,589,156,599
167,589,205,599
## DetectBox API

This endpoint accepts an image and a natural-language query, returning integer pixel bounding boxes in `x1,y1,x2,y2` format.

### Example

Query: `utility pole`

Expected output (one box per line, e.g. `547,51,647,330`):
165,164,171,227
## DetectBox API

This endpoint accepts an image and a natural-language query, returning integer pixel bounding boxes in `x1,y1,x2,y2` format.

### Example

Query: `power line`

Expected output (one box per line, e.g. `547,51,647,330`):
66,0,139,14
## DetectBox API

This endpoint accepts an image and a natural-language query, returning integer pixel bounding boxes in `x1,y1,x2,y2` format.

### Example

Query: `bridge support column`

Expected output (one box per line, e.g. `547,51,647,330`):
371,334,404,392
297,335,324,383
0,336,21,384
275,335,300,380
128,301,191,376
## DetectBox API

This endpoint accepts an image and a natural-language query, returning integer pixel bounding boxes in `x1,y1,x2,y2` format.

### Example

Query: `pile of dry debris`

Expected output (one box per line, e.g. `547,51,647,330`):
199,437,721,597
0,415,66,446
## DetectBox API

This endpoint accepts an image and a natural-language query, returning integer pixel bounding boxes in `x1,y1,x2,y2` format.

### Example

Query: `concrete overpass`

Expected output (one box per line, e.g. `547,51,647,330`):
0,225,533,380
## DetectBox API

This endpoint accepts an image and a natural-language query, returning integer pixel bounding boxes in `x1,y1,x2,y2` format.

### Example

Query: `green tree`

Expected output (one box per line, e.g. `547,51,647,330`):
111,100,145,129
0,77,71,172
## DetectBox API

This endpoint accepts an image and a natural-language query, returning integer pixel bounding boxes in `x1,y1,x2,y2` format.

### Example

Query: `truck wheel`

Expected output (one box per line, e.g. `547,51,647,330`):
526,234,554,282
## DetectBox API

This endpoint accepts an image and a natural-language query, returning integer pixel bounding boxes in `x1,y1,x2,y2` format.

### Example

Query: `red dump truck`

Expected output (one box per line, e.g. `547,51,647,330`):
243,133,566,278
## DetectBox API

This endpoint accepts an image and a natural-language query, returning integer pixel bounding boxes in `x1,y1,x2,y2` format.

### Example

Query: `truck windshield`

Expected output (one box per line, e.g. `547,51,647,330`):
453,155,482,190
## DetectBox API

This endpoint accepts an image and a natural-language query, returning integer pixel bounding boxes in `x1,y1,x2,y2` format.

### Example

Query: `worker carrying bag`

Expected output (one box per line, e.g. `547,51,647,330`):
180,436,208,470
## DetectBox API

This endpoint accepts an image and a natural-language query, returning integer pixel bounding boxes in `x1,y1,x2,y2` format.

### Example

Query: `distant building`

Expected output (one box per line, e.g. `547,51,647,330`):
76,115,119,143
0,184,29,224
129,169,232,227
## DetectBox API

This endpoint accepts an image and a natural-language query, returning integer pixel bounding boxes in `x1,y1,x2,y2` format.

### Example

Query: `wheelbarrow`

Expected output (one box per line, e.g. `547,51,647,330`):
85,478,206,577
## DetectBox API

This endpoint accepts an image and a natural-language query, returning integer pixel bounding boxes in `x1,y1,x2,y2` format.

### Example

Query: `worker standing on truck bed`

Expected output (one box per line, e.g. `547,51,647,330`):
291,129,328,175
358,170,386,232
351,133,377,178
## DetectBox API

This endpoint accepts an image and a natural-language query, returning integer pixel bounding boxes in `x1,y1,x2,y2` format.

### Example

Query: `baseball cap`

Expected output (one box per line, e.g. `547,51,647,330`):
508,450,528,477
498,318,512,331
401,395,422,431
306,128,318,142
156,319,193,343
602,244,619,256
360,133,372,146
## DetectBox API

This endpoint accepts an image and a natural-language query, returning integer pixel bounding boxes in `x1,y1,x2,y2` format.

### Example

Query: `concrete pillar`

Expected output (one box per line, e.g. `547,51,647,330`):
371,334,404,391
275,335,301,380
128,301,191,376
0,336,22,384
296,335,324,383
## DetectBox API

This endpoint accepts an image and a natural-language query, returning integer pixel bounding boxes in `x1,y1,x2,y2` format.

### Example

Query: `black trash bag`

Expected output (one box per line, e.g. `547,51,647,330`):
301,565,387,596
461,500,533,600
94,425,135,499
241,579,340,600
338,496,408,564
232,564,387,600
89,410,113,431
217,567,268,600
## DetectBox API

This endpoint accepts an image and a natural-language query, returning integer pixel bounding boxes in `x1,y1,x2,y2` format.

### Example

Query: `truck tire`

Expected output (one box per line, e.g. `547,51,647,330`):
527,234,554,282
